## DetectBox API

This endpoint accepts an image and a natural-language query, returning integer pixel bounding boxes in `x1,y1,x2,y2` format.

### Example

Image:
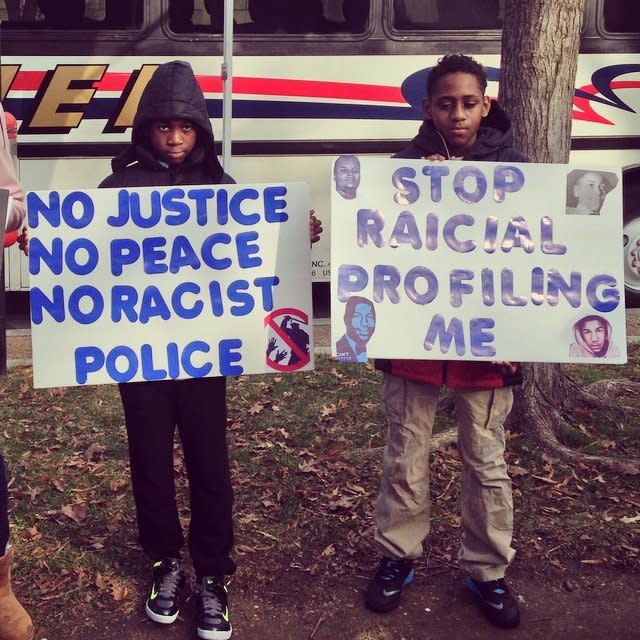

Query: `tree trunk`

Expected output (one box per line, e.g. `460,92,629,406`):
499,0,640,474
500,0,583,164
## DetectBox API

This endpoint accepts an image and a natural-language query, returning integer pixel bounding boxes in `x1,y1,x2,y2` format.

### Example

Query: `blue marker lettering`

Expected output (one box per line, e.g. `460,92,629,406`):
75,346,105,384
181,340,212,377
219,339,243,376
68,285,104,324
264,186,288,223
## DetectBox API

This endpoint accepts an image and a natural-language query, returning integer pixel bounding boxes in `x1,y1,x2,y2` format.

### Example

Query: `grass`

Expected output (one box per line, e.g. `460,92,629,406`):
563,342,640,386
560,342,640,457
0,353,638,636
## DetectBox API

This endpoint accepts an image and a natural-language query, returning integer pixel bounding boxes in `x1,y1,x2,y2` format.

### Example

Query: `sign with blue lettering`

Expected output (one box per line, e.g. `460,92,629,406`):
330,157,626,364
28,183,313,387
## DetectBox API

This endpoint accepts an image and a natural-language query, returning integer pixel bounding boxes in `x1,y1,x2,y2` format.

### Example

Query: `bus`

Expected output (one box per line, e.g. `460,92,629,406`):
1,0,640,305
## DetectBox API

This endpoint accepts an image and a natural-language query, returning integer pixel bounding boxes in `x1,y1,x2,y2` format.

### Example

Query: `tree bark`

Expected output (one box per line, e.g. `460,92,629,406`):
500,0,583,164
499,0,640,474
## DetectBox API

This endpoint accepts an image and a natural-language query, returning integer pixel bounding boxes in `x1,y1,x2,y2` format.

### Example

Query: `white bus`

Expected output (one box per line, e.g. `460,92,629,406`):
1,0,640,304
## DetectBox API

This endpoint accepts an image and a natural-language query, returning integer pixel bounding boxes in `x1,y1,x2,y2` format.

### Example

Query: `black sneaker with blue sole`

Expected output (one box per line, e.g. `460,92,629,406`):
467,577,521,628
365,556,415,613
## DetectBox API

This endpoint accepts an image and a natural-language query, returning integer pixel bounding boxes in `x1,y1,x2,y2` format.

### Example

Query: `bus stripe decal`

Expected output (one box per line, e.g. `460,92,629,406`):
11,70,406,104
573,80,640,124
3,97,417,124
9,70,47,90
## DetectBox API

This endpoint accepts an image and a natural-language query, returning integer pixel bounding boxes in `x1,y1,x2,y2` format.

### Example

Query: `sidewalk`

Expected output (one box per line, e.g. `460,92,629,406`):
6,310,640,368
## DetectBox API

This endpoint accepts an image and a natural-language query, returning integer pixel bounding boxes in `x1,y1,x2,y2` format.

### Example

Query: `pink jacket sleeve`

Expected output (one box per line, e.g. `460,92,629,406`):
0,107,25,232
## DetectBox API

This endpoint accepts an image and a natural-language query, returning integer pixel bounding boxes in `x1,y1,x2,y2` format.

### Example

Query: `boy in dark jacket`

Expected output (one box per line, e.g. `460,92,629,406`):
100,61,319,640
365,54,525,629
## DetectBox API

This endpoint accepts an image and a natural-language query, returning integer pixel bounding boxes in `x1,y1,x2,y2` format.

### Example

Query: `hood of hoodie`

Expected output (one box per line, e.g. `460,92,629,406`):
396,100,520,161
112,61,224,182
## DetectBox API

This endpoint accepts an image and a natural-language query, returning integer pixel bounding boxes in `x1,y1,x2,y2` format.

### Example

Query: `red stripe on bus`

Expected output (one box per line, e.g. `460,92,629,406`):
9,70,46,90
14,69,406,104
232,78,405,103
200,76,405,103
93,73,132,91
573,80,640,125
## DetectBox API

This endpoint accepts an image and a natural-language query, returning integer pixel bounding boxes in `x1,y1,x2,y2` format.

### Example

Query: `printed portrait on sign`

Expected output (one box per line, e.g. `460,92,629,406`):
565,169,618,216
335,296,376,362
333,155,361,200
569,314,620,358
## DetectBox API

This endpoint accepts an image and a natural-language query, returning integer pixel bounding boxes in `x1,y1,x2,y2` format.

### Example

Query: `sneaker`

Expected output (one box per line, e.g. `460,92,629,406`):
467,577,521,628
195,576,232,640
144,557,186,624
365,556,414,613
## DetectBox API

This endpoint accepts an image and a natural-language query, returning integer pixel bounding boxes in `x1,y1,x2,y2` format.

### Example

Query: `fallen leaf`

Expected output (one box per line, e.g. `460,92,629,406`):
61,503,88,524
620,513,640,524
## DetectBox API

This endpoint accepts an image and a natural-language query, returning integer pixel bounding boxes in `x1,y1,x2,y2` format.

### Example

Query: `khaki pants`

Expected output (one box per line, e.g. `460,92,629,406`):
374,373,516,582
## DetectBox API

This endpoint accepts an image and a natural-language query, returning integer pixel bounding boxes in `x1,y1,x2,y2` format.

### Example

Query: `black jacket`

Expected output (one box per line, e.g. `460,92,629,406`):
394,101,528,163
100,60,234,188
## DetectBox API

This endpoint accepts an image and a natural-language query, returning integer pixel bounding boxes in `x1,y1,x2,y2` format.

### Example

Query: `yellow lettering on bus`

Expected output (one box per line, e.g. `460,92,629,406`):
0,66,20,101
29,65,107,129
111,65,160,129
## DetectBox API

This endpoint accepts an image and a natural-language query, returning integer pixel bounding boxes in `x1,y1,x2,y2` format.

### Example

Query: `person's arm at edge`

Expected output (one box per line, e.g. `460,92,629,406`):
0,108,25,232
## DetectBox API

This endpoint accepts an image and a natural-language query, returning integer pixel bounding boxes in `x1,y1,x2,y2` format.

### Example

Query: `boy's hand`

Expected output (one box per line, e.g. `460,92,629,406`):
491,361,518,376
309,210,323,245
17,226,29,256
423,154,461,161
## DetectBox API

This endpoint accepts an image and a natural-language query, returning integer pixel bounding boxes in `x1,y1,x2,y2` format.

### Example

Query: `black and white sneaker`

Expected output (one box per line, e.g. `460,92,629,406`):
195,576,232,640
365,556,414,613
144,557,186,624
467,577,521,628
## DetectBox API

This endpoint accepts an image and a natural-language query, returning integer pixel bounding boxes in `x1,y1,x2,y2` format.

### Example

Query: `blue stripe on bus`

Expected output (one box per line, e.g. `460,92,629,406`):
230,100,420,120
3,97,421,125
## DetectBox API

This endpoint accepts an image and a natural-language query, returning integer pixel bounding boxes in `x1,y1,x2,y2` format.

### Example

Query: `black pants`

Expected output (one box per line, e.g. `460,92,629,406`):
0,451,9,553
119,376,235,578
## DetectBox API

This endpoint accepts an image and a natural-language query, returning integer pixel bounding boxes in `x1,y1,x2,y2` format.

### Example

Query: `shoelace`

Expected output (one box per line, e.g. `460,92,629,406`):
157,566,183,598
199,579,225,617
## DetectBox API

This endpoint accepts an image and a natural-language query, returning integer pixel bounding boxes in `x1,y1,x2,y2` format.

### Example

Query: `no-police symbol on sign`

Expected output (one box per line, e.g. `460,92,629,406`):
264,308,311,372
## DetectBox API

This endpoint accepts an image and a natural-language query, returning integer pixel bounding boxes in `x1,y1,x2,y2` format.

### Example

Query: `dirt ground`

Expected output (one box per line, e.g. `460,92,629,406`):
43,564,639,640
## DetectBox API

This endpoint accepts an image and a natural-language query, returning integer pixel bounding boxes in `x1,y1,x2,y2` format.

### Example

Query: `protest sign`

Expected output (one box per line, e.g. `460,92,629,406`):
28,183,313,387
331,157,626,364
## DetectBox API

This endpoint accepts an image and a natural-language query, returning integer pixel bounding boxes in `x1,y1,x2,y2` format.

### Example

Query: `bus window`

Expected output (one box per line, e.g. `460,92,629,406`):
603,0,640,33
0,0,142,28
177,0,370,34
393,0,502,30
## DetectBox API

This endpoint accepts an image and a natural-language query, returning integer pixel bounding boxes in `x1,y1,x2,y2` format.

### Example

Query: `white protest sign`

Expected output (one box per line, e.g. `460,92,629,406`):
28,183,313,387
331,157,626,364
